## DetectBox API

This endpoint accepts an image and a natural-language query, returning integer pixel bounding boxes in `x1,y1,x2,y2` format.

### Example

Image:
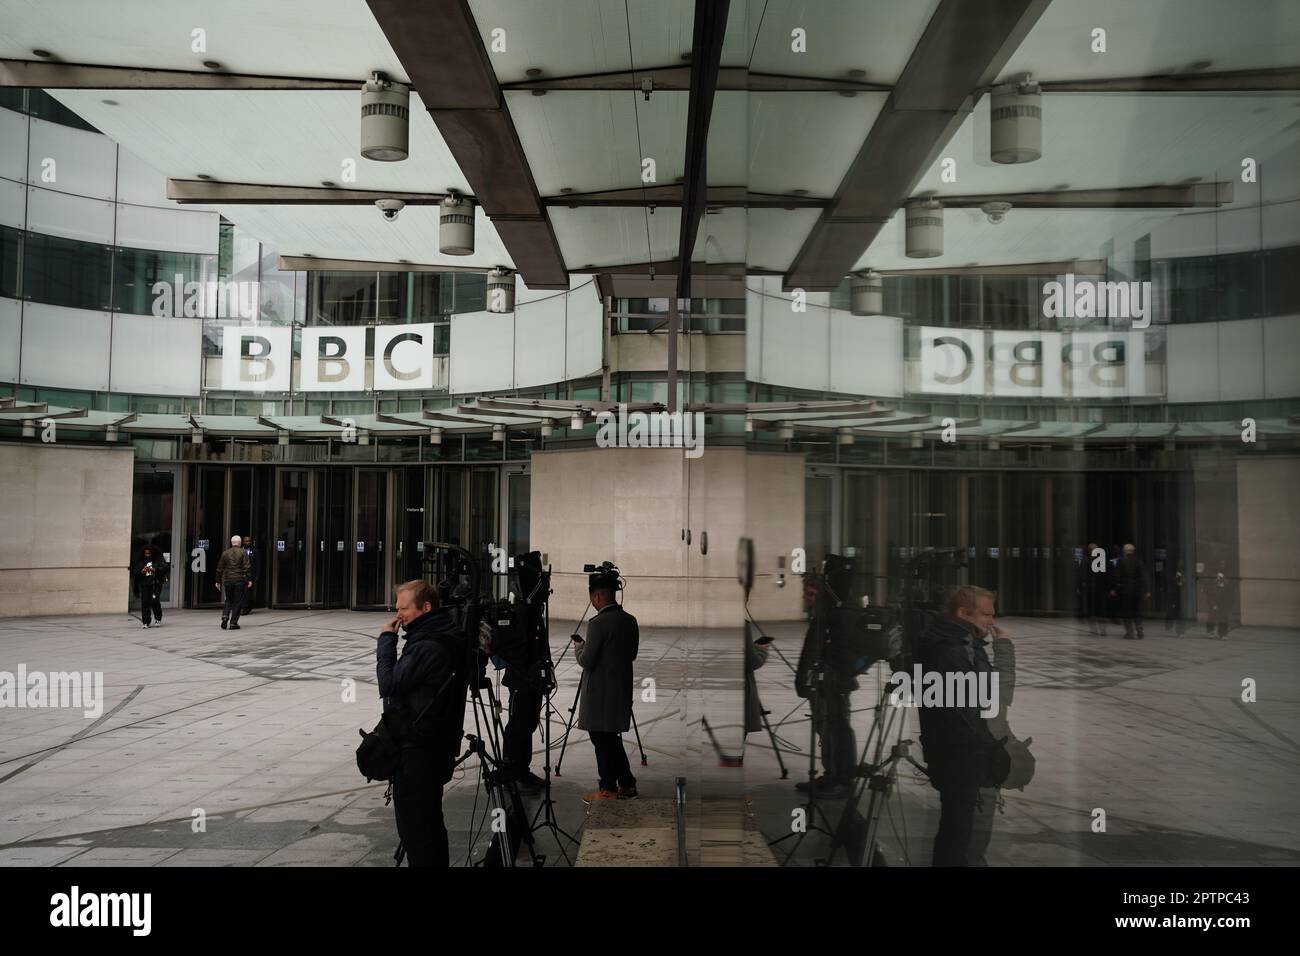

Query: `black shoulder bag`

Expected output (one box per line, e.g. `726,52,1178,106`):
356,697,436,783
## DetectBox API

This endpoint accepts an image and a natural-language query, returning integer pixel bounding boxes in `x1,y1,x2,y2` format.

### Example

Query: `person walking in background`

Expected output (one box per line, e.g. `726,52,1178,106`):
240,535,262,616
1111,544,1149,640
215,534,251,630
134,545,168,629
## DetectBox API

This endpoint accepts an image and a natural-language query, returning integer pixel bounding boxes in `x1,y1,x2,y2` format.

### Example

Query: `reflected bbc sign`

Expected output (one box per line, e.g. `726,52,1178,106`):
917,327,1149,398
219,324,437,391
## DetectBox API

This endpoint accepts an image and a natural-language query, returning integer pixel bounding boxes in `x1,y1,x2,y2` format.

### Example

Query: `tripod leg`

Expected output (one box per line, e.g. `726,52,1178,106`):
630,709,647,767
759,701,789,779
554,671,584,776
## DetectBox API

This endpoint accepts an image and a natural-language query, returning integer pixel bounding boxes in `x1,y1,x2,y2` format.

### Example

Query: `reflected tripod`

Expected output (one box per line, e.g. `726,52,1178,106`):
767,568,852,865
822,664,927,866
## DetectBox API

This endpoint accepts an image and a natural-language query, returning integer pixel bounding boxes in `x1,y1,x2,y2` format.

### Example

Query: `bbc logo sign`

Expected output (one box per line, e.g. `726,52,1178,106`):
917,327,1149,398
219,325,438,392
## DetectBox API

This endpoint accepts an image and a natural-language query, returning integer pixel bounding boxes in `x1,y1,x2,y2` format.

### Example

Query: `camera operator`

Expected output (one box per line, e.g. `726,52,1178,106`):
916,585,1009,866
794,572,858,796
572,567,639,802
500,653,548,793
376,579,469,867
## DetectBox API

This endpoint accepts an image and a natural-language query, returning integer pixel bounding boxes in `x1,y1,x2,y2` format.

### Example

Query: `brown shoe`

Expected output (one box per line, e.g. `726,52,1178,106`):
583,788,618,804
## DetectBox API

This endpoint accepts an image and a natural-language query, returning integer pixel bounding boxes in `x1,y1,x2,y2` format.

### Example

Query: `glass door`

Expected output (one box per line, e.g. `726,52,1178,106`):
273,468,310,606
313,468,352,608
393,466,427,588
188,466,229,608
131,466,177,608
354,468,391,609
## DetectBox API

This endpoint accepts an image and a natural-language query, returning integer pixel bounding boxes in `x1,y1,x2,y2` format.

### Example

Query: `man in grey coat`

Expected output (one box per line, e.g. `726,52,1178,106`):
573,568,640,802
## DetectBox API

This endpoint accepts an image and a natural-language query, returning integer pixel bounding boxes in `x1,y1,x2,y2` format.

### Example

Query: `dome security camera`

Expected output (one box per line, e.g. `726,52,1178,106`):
981,201,1012,225
375,198,406,222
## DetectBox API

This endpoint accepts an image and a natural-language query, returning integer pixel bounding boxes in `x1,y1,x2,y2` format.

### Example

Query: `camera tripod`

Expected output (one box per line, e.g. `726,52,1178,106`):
821,664,928,866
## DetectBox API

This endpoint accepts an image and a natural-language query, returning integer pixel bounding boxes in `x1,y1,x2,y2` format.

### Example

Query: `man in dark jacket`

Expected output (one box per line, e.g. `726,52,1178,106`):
573,568,639,802
134,545,168,629
214,535,250,630
239,536,262,616
916,585,1008,866
1111,543,1148,640
794,571,858,796
377,579,469,867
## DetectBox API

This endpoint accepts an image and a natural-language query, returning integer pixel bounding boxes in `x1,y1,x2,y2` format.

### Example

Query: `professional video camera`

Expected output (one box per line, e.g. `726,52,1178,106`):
815,553,900,675
420,542,552,680
583,560,623,592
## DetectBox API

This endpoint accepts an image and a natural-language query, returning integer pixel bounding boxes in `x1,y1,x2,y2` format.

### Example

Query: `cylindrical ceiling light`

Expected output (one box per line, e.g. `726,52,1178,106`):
990,74,1042,165
439,191,475,255
570,413,585,431
778,421,794,441
358,430,370,446
21,419,35,438
429,427,443,446
540,421,554,438
190,426,203,444
905,200,943,258
360,72,410,162
849,269,883,315
910,432,923,449
277,430,289,446
486,267,515,313
744,414,754,433
987,437,1000,451
837,428,855,446
491,424,506,442
105,424,119,442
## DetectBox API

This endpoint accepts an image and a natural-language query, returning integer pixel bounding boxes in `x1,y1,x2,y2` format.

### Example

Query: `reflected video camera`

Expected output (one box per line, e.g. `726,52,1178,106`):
583,560,623,593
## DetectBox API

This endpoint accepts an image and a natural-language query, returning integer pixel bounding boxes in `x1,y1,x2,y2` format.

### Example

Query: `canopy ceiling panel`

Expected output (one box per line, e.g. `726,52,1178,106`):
548,206,680,268
1003,0,1300,80
212,203,512,268
0,0,408,80
690,207,821,271
910,94,1300,198
743,0,944,83
855,207,1169,272
508,90,689,196
46,90,467,194
466,0,696,84
745,91,889,196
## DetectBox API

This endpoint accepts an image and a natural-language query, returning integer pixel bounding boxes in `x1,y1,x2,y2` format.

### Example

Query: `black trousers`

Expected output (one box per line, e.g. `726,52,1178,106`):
589,731,636,791
221,580,246,626
503,682,543,772
140,590,163,626
933,784,980,866
240,578,256,613
815,690,857,783
393,746,449,867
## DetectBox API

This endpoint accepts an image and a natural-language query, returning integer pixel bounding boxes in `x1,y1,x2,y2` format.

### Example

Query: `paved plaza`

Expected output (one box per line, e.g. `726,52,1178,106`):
0,609,1296,866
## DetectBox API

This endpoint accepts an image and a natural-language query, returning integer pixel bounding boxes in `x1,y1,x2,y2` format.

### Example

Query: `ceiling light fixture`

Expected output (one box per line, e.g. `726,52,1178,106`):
360,71,409,162
849,269,883,315
905,199,943,258
486,267,515,313
439,190,475,255
991,73,1042,164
